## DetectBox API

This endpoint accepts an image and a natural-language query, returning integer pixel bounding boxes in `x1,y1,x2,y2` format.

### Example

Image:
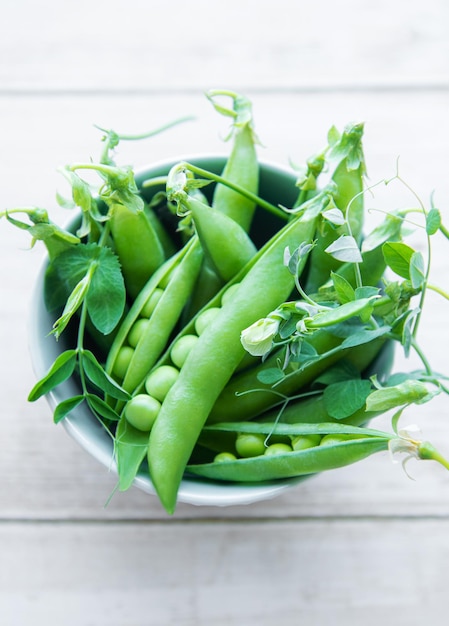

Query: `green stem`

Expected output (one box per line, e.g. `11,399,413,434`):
182,162,288,220
439,223,449,240
427,283,449,301
419,441,449,470
410,336,433,377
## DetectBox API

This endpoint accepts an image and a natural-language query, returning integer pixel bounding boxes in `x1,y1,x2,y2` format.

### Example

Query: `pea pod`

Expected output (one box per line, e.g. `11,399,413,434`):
147,201,322,513
176,190,257,282
109,202,166,299
305,123,366,294
105,236,203,396
187,422,392,482
207,89,259,231
208,329,387,423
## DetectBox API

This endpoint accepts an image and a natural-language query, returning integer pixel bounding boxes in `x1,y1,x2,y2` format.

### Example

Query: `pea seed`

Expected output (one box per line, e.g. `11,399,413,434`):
141,288,164,318
320,433,365,446
145,365,180,402
291,434,322,451
264,443,293,456
235,432,266,458
194,307,221,335
127,318,150,348
221,282,240,306
214,452,238,463
124,394,161,432
112,345,134,380
170,334,199,368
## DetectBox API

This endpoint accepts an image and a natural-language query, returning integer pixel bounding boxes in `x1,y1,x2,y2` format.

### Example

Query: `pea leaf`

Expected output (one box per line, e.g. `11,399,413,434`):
409,251,426,290
331,272,355,304
325,235,362,263
53,395,85,424
85,393,121,422
257,367,285,385
44,243,126,335
114,417,149,491
81,350,130,401
382,242,415,279
426,208,441,235
340,325,391,349
86,247,126,335
324,378,372,419
28,349,78,402
361,211,404,253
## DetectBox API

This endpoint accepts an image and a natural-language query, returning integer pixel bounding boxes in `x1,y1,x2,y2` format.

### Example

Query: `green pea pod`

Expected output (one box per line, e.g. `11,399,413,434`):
209,331,386,423
207,89,259,231
179,192,257,282
109,202,166,299
120,238,203,396
147,201,322,513
105,236,203,398
187,422,391,481
305,123,366,294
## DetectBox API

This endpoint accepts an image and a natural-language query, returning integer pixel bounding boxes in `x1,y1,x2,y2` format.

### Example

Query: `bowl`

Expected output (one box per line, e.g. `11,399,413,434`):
28,155,392,508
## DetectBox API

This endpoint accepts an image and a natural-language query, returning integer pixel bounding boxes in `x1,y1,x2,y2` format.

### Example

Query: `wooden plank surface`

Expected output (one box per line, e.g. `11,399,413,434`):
1,1,449,624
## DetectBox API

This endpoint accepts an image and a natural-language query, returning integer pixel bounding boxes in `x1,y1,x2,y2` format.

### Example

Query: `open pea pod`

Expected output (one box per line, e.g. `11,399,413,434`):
147,198,323,513
188,422,392,482
105,236,203,397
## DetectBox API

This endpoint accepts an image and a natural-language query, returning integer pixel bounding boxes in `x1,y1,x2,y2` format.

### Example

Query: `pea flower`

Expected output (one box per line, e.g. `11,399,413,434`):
240,317,280,357
388,425,423,477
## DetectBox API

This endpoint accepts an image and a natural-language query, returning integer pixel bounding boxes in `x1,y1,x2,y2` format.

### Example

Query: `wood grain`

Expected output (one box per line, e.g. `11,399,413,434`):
1,1,449,623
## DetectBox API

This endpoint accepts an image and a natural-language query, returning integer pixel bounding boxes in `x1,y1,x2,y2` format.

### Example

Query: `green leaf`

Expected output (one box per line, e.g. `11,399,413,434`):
322,207,345,226
426,208,441,235
85,393,121,422
382,242,415,279
340,326,391,349
331,272,355,304
324,379,372,420
53,395,85,424
366,379,436,412
81,350,130,401
361,211,404,253
314,360,361,386
28,349,78,402
114,417,149,491
257,367,285,385
409,251,426,290
86,247,126,335
325,235,362,263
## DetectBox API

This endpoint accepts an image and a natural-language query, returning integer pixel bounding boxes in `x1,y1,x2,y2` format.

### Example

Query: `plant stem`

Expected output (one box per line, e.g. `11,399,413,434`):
182,162,288,220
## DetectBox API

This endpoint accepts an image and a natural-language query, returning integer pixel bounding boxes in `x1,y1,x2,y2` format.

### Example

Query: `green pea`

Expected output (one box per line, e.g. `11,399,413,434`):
320,433,365,446
264,443,293,456
145,365,179,402
214,452,238,463
124,394,161,432
291,434,322,451
235,433,266,458
194,307,221,335
170,334,200,368
221,283,240,306
127,318,150,348
141,288,164,318
111,345,134,380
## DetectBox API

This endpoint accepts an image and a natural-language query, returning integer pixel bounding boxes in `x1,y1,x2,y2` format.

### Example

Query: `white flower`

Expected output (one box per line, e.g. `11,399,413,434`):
388,424,422,478
240,317,280,357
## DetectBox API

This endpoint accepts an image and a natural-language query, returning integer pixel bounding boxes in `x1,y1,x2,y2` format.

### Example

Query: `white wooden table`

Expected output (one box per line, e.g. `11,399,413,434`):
1,1,449,624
